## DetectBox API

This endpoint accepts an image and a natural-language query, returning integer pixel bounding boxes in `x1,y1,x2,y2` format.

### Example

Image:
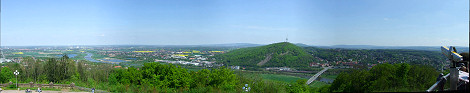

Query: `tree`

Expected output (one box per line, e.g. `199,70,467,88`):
329,72,348,92
369,63,395,90
209,67,237,90
407,65,438,90
77,62,86,81
330,63,439,92
60,55,76,81
33,58,43,83
191,69,211,87
286,79,310,93
22,57,35,82
0,67,14,83
395,63,410,87
45,58,59,82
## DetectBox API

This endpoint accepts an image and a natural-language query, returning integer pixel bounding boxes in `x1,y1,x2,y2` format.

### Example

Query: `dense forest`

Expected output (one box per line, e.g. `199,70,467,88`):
213,42,318,67
0,55,322,92
305,47,446,67
0,55,81,84
328,63,439,92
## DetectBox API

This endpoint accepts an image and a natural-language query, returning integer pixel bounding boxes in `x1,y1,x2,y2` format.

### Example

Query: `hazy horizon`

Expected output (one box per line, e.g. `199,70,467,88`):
1,42,469,47
1,0,469,47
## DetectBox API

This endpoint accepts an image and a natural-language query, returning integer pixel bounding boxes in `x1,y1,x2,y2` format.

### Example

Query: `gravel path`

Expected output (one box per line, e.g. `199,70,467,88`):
257,53,272,66
1,90,90,93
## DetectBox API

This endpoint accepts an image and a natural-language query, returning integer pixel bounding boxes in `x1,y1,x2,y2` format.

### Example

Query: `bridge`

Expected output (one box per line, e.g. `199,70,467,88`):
306,66,332,85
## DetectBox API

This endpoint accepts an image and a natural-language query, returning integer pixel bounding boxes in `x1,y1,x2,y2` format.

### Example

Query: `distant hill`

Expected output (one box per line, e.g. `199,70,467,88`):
199,43,263,48
318,45,469,52
294,43,311,47
213,42,317,67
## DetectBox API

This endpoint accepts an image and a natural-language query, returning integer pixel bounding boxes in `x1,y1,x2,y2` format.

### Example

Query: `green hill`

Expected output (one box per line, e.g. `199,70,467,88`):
214,42,317,67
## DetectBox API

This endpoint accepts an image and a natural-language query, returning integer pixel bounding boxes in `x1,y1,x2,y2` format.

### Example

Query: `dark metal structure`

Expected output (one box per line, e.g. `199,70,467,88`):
427,46,469,92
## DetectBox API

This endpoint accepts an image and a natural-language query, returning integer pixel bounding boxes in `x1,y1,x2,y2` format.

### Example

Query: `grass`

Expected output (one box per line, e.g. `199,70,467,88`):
321,74,338,79
185,67,205,72
91,53,107,59
260,74,306,83
259,73,332,89
22,52,40,55
71,53,87,60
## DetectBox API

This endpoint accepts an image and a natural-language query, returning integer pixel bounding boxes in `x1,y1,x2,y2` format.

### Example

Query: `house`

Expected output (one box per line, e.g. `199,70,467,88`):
114,66,122,68
230,66,240,70
310,62,320,67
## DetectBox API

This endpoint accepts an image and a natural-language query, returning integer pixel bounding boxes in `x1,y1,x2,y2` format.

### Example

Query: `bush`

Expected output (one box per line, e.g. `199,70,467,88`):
8,84,16,88
105,63,239,92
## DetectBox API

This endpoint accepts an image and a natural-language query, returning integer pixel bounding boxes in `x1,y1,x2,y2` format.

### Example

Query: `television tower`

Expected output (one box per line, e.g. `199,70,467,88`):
285,34,288,42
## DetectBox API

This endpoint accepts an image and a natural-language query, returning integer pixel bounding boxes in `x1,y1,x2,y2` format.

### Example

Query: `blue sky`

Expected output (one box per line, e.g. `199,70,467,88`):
1,0,469,46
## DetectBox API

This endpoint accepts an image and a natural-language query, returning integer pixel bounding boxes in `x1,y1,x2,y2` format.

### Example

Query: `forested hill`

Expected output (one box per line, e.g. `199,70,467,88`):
214,42,451,68
214,42,317,67
304,47,447,68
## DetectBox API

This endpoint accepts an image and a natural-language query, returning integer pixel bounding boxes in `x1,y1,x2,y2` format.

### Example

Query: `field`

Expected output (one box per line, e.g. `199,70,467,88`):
260,74,307,83
133,51,155,53
259,73,331,88
90,53,107,59
309,81,328,88
321,74,338,79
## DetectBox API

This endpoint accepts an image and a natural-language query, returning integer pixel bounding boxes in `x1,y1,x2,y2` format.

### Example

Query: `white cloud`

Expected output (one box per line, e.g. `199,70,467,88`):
383,18,389,21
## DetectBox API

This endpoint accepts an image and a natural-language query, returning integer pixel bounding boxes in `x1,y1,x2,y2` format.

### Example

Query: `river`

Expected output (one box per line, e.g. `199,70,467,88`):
56,54,77,58
84,53,101,62
84,53,126,63
319,78,334,83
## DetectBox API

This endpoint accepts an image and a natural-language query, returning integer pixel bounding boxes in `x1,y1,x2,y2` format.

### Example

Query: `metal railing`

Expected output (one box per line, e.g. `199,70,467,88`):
74,86,109,93
427,73,450,92
0,82,74,88
0,82,109,93
428,46,470,92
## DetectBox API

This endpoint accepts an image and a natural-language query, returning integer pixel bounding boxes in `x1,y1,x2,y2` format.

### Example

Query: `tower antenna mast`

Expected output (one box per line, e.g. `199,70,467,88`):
285,34,288,42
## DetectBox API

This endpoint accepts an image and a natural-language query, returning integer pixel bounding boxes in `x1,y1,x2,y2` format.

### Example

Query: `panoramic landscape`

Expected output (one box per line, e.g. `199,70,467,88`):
0,0,469,93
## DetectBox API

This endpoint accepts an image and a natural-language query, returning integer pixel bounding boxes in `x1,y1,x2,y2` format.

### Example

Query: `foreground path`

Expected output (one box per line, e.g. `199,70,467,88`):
1,90,89,93
306,66,332,85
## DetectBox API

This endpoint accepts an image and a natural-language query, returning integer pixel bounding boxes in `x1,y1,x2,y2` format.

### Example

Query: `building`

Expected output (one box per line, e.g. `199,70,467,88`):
230,66,240,70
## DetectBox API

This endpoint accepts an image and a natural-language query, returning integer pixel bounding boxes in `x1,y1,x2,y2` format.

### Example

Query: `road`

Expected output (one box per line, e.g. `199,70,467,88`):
306,66,332,85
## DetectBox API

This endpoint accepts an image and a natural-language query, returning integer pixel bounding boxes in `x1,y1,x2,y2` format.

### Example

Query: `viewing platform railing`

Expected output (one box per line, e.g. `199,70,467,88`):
0,82,108,93
427,73,450,92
